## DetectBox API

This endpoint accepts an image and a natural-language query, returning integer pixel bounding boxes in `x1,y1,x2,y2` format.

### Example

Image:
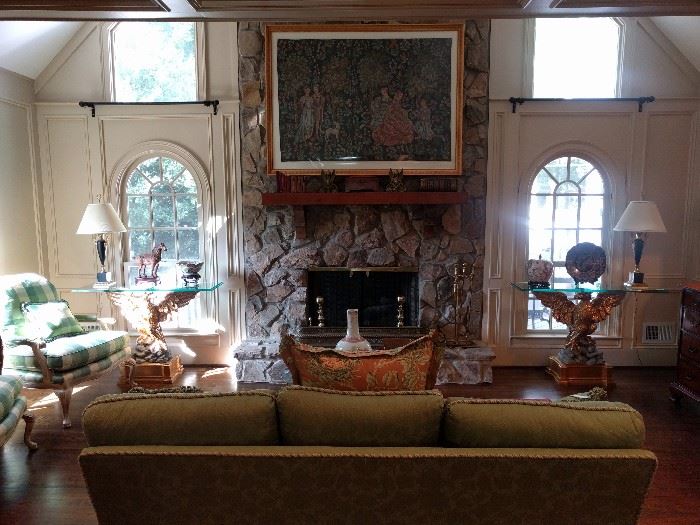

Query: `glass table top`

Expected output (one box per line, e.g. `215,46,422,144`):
72,282,223,293
511,282,677,294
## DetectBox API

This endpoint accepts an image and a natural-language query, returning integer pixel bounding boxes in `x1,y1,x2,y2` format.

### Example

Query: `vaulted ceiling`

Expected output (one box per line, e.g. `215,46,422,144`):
1,0,699,20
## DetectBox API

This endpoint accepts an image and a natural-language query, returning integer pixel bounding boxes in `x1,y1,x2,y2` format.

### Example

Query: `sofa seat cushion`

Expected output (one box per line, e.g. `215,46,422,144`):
0,273,61,344
83,391,279,446
8,347,131,386
0,375,23,420
277,386,444,446
4,331,128,372
0,395,27,444
280,331,444,391
444,399,646,449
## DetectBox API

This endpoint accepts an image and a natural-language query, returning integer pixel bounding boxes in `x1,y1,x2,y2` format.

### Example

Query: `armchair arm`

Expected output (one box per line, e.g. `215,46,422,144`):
16,338,51,383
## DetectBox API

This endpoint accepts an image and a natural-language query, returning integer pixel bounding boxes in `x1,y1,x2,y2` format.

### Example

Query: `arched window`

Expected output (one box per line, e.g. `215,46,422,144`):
533,18,620,98
111,22,197,102
124,156,200,263
527,156,607,330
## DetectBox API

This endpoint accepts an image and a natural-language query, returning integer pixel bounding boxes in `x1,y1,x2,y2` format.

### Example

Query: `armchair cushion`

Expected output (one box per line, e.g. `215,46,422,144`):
0,375,23,420
0,395,27,444
8,346,131,386
3,331,129,372
0,273,60,344
21,300,84,342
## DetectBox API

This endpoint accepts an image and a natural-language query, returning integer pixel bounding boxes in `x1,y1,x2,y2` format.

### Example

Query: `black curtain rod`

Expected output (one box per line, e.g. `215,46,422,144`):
508,96,655,113
78,100,219,117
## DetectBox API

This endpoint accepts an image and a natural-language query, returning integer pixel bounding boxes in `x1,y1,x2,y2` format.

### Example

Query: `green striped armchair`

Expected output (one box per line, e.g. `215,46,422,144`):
0,274,131,428
0,335,36,449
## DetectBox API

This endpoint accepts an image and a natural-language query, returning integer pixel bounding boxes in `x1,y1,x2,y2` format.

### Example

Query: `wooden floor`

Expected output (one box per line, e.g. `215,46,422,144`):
1,366,699,525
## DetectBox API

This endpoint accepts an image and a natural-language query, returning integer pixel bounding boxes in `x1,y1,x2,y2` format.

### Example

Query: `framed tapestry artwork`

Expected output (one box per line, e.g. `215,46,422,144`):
265,24,464,176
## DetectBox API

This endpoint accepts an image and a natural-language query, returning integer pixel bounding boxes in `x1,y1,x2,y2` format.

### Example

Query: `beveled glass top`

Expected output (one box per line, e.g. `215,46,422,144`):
511,282,676,294
72,282,223,293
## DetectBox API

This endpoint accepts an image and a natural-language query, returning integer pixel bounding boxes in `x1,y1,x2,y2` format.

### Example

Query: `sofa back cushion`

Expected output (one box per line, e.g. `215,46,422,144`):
83,391,279,446
277,386,444,446
279,331,444,391
443,399,645,449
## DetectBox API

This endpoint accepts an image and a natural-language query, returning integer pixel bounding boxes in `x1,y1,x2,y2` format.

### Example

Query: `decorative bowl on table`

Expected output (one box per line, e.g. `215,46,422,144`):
564,243,606,285
527,254,554,289
177,260,203,286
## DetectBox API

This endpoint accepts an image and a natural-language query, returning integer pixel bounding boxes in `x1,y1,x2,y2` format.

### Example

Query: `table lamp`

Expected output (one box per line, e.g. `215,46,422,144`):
613,200,666,288
76,196,126,286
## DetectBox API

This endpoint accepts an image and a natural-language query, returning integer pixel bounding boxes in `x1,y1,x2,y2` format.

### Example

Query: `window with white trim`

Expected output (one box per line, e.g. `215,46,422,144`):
527,156,608,331
533,18,620,98
122,156,203,328
111,22,197,102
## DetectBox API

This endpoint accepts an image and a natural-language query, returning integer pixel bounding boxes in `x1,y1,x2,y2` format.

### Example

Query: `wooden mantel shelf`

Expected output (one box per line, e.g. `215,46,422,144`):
261,191,468,206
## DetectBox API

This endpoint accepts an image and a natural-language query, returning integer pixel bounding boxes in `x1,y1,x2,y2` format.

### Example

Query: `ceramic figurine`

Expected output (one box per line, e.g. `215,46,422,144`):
335,309,371,351
527,254,554,288
135,243,167,284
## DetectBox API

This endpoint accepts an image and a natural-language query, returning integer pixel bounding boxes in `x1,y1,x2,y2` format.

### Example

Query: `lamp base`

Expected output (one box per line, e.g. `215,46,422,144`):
96,271,112,283
625,271,648,289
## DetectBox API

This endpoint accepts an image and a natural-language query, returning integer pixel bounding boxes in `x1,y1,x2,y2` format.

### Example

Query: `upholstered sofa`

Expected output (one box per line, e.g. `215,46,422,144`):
80,386,657,525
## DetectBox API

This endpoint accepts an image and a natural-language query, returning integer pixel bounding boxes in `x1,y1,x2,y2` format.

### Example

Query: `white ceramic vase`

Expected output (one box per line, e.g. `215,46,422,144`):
335,309,372,351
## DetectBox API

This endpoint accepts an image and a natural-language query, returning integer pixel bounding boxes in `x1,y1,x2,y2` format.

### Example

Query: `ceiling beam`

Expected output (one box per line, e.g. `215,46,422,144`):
1,0,699,20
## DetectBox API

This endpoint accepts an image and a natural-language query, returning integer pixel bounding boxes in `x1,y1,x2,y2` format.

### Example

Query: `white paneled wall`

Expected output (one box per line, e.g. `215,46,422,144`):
483,99,700,366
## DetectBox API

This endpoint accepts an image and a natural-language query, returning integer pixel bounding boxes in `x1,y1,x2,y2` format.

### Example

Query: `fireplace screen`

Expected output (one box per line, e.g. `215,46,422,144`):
307,268,419,327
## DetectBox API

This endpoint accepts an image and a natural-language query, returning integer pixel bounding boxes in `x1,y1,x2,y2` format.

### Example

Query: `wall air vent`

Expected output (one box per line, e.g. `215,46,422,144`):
642,323,676,344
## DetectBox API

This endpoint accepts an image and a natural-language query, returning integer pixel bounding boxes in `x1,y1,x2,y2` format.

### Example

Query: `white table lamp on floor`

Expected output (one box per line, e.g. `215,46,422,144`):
76,196,126,287
614,200,666,288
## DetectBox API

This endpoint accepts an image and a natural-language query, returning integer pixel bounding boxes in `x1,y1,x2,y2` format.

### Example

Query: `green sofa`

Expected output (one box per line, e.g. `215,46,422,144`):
80,386,656,525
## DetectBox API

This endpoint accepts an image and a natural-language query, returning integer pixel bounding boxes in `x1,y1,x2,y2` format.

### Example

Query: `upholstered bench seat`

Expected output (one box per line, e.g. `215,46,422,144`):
3,331,129,372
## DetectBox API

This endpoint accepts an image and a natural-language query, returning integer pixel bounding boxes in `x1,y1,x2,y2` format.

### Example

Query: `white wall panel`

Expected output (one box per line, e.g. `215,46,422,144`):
42,116,94,277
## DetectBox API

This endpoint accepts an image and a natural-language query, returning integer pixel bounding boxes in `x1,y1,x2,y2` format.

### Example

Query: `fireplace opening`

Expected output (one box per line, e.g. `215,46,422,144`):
307,267,419,327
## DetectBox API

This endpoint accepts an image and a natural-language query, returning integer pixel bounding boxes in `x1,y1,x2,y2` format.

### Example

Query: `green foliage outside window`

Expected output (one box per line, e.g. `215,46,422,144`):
125,157,200,262
112,22,197,102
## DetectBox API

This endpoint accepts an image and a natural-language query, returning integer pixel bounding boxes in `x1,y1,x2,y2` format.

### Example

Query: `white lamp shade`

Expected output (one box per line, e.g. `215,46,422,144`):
76,203,127,234
613,201,667,233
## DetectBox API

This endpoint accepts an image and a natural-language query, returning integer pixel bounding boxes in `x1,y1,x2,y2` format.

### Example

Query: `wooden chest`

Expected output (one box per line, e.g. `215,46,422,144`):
670,285,700,403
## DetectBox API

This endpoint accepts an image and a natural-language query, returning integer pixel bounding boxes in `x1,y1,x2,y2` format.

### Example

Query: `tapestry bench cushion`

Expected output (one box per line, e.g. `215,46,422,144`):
3,331,129,372
277,386,444,446
443,398,646,449
0,395,27,444
280,331,444,391
83,391,279,446
0,375,23,420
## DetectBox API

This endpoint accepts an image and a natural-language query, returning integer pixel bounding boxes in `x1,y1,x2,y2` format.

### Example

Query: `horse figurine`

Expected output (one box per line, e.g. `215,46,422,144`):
135,243,167,284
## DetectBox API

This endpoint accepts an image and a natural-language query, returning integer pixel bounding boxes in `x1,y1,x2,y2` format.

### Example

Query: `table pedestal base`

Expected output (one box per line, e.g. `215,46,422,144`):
546,356,613,387
119,355,183,388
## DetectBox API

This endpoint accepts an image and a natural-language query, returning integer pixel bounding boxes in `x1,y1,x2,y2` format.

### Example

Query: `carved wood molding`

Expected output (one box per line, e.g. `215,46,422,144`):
0,0,168,10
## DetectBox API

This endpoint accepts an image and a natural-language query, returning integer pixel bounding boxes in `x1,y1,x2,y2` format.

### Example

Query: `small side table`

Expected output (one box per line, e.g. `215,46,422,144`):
73,282,222,387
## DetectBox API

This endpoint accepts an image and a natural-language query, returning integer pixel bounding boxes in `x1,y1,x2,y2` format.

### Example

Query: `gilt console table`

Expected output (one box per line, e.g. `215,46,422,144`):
512,282,674,386
73,282,222,386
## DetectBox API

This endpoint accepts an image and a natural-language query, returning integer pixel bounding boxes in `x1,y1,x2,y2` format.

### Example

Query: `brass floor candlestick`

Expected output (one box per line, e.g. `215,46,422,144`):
452,262,475,346
397,296,405,328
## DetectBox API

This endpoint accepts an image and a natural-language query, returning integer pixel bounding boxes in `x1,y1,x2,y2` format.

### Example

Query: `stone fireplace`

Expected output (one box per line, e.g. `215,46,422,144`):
234,20,490,383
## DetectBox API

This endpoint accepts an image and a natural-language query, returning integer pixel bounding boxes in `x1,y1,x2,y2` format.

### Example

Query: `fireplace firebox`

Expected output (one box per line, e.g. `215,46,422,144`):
307,267,419,328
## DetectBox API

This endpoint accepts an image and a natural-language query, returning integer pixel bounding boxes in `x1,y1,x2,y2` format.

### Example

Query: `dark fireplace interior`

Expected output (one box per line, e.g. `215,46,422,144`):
307,268,419,327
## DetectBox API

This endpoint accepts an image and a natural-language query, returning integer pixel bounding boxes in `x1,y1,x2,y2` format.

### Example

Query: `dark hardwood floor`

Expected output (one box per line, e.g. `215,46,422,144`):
1,366,699,525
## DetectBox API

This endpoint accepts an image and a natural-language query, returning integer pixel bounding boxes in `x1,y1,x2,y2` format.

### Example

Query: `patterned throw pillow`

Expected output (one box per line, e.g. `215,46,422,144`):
280,330,444,391
21,301,84,342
